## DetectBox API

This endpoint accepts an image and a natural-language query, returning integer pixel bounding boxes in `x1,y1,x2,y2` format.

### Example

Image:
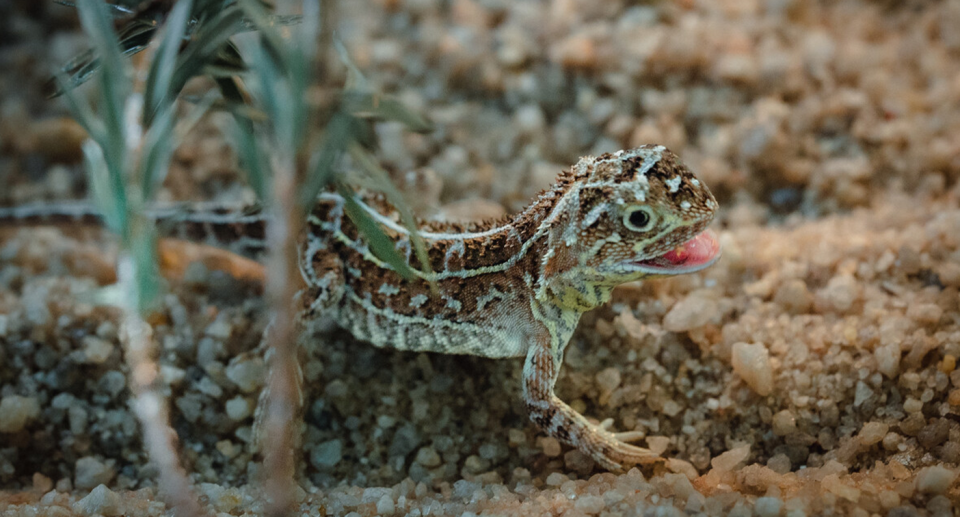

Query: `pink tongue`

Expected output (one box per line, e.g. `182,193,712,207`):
652,229,720,268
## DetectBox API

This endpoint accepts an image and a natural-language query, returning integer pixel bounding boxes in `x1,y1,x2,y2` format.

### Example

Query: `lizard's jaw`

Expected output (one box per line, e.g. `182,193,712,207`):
632,229,721,275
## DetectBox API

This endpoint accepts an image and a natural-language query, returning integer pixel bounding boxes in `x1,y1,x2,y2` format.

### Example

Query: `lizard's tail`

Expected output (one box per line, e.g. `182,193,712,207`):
0,201,102,227
0,201,269,262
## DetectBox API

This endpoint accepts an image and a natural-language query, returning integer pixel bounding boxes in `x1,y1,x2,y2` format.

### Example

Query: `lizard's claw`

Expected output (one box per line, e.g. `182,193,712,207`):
582,422,664,471
612,430,646,443
597,418,649,444
594,436,663,471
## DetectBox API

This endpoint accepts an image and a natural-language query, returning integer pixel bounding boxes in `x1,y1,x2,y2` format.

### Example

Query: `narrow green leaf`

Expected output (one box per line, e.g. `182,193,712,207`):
338,184,417,281
299,111,354,207
233,120,270,200
54,71,106,143
346,144,434,282
169,6,246,98
75,0,128,153
83,140,125,234
139,103,176,199
342,92,433,132
143,0,193,125
236,0,289,71
334,37,368,92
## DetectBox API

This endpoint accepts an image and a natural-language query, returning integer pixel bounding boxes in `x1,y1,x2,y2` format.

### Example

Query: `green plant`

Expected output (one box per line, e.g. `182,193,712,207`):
55,0,434,514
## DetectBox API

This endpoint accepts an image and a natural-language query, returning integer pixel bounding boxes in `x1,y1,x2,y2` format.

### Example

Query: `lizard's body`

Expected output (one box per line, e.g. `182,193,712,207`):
1,144,720,471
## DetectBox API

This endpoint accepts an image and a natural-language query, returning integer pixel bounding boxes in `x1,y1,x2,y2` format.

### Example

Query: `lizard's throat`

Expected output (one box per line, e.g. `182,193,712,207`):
631,229,721,275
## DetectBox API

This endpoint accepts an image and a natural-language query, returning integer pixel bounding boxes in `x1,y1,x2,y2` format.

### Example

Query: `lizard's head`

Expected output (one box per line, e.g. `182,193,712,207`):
539,145,720,308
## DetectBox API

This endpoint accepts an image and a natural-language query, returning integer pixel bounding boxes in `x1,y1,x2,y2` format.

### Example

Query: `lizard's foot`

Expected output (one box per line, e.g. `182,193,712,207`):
527,398,663,472
584,422,663,471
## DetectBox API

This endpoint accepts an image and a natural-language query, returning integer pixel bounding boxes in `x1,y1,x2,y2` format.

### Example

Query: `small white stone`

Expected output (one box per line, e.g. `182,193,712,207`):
0,395,40,433
225,357,265,393
225,396,252,421
596,367,621,393
376,494,396,515
710,444,750,473
74,457,115,490
875,343,900,378
754,496,782,517
903,397,923,414
545,472,567,486
819,274,859,312
205,317,233,339
663,297,718,332
82,336,113,364
415,446,441,467
73,484,121,516
198,482,242,512
159,365,187,386
574,494,605,514
731,342,774,396
916,465,957,495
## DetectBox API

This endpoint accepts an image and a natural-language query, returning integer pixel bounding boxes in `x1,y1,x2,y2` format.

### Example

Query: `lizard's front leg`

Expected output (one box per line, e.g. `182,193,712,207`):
523,332,662,471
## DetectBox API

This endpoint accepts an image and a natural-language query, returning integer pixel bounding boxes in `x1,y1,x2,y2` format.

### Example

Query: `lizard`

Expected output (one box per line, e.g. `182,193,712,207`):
0,144,720,471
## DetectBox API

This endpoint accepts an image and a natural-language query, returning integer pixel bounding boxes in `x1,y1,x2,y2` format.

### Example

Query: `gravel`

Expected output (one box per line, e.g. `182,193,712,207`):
3,0,960,515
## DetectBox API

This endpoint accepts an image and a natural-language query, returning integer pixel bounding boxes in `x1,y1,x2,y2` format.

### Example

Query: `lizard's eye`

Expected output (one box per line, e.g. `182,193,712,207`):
624,206,656,232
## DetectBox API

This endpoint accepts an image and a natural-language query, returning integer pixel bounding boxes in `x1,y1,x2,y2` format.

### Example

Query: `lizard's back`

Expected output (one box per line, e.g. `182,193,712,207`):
301,188,564,359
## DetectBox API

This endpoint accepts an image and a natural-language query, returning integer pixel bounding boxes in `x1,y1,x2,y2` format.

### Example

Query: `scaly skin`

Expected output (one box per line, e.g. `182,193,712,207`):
296,144,720,470
0,144,720,471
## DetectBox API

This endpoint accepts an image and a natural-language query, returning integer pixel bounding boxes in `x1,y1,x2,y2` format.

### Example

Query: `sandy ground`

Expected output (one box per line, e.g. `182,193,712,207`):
3,0,960,515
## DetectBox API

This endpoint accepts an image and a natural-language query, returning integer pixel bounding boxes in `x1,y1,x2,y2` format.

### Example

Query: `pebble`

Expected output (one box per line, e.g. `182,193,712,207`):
915,465,957,495
857,422,888,446
771,410,797,436
198,483,242,513
818,275,859,313
596,367,621,393
711,444,750,473
822,474,860,502
874,343,900,378
731,342,774,396
73,457,115,490
81,336,113,364
767,454,792,474
0,395,40,433
225,357,265,393
98,370,127,399
540,436,562,457
73,484,121,516
311,440,343,469
903,397,923,413
545,472,568,486
773,279,813,314
225,396,252,421
663,297,718,332
554,33,598,70
574,494,605,514
31,117,87,164
754,496,782,517
907,303,943,324
376,494,396,515
415,446,442,467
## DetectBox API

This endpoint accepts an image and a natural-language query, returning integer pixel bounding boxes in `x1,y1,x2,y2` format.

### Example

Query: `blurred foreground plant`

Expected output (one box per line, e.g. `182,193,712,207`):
233,0,433,512
57,0,433,514
58,1,209,515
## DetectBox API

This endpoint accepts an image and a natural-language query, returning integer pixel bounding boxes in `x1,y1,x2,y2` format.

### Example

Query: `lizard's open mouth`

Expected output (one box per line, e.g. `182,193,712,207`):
633,229,721,275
